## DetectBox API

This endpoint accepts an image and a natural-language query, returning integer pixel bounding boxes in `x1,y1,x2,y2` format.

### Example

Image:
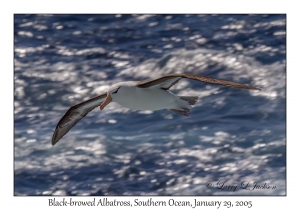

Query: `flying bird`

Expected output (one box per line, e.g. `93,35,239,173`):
52,74,260,145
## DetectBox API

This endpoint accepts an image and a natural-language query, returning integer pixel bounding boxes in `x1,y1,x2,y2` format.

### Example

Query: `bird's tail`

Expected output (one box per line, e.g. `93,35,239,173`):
178,96,199,105
169,96,199,116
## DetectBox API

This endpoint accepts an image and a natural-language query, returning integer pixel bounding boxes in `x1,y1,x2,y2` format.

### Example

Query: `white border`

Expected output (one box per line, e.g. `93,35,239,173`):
2,0,293,209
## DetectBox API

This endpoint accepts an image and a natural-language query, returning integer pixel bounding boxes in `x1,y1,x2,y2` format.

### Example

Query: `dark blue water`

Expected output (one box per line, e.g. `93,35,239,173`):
14,14,286,196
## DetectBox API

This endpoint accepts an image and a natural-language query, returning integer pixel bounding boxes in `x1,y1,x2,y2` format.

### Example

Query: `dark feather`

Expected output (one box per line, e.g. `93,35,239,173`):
52,93,106,145
137,74,261,90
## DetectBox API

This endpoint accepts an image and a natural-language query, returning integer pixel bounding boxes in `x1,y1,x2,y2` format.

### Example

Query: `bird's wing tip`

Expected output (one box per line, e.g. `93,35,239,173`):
51,130,60,146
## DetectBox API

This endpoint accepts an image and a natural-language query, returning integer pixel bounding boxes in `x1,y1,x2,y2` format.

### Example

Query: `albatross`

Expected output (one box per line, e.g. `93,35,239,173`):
52,74,260,145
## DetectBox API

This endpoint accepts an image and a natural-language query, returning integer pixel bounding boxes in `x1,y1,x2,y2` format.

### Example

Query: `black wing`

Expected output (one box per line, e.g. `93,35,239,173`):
52,93,106,145
137,74,261,90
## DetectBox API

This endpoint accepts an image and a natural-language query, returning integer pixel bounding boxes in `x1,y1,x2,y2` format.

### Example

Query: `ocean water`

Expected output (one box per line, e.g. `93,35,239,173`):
14,14,286,196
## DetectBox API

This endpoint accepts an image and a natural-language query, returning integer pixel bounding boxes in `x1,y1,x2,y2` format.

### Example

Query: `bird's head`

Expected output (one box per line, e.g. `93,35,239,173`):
99,85,121,110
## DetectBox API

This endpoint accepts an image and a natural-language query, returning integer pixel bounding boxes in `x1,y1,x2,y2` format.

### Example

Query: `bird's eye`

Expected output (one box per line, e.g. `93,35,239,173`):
112,87,120,94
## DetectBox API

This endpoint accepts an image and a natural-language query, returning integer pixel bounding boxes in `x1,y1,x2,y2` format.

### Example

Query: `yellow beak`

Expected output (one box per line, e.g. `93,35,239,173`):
100,93,112,110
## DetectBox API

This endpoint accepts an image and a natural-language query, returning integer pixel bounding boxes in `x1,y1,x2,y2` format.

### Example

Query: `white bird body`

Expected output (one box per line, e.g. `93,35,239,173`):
111,81,186,111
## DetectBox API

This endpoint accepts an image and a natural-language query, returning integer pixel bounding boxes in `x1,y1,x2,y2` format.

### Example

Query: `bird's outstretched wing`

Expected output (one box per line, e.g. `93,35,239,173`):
52,93,106,145
136,74,261,90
